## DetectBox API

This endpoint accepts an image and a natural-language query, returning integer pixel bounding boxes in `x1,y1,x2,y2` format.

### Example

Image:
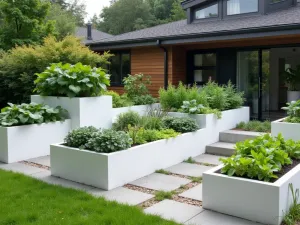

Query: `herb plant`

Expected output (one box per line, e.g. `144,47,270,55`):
34,62,110,97
123,73,151,98
131,95,157,105
64,126,100,149
112,111,141,131
87,129,132,153
220,134,300,182
162,117,198,133
236,120,271,132
102,91,133,108
282,100,300,123
0,103,68,127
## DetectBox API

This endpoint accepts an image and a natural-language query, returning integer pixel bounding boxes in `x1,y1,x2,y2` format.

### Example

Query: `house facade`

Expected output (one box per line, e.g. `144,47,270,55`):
88,0,300,120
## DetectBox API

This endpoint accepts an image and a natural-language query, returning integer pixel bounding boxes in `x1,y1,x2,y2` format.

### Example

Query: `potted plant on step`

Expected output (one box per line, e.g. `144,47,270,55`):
282,65,300,102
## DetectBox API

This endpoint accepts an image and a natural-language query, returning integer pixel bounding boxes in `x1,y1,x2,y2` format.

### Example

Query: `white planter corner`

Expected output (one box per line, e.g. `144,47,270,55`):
0,120,71,163
272,118,300,141
31,95,112,129
203,164,300,225
287,91,300,102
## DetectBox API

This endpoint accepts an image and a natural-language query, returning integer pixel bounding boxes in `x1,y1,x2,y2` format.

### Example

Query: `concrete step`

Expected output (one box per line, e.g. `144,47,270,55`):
205,142,236,157
219,130,263,144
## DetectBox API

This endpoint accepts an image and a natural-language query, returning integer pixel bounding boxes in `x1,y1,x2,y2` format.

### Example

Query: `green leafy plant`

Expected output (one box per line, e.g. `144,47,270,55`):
183,157,196,164
34,62,110,97
281,65,300,91
131,95,157,105
102,91,133,108
162,117,198,133
112,111,141,131
283,184,300,225
282,100,300,123
0,102,67,127
155,169,170,175
190,176,202,183
236,120,271,132
87,129,132,153
154,190,174,201
223,81,245,110
64,126,99,149
180,99,222,119
220,134,298,182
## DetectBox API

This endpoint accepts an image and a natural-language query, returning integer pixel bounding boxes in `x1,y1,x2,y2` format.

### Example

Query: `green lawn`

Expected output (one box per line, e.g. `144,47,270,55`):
0,169,179,225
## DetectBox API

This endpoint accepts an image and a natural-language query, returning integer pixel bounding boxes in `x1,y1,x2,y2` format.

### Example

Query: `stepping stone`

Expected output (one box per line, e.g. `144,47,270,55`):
130,173,190,191
179,184,202,201
185,210,262,225
166,163,212,177
27,156,51,167
206,142,236,157
31,171,95,191
145,200,203,223
89,187,154,206
193,154,225,166
0,162,46,175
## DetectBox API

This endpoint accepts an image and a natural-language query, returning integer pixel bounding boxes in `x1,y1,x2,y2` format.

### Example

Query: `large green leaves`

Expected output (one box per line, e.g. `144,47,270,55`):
0,103,68,127
34,62,110,97
221,134,300,182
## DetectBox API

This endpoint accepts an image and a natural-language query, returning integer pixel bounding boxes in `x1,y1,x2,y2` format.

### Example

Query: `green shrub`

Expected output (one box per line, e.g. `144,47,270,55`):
201,81,228,111
0,36,112,107
282,100,300,123
132,95,157,105
223,81,244,110
64,126,100,148
221,134,300,182
236,120,271,132
123,73,151,98
102,91,133,108
162,117,198,133
113,111,141,131
87,129,132,153
34,62,110,97
0,102,67,127
180,99,222,119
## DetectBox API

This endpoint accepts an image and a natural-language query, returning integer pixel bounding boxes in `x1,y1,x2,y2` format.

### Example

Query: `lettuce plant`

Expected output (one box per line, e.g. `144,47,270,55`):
220,134,299,182
34,62,110,97
0,103,67,127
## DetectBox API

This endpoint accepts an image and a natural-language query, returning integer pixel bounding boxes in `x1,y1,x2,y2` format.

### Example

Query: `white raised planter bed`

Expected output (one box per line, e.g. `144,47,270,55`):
203,164,300,225
112,103,160,122
0,120,71,163
272,118,300,141
51,107,249,190
31,95,112,129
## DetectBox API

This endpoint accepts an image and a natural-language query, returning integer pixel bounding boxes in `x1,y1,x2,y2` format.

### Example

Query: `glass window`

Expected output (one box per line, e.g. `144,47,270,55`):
194,54,216,67
194,70,216,83
192,53,216,85
109,52,131,85
227,0,258,15
195,3,218,19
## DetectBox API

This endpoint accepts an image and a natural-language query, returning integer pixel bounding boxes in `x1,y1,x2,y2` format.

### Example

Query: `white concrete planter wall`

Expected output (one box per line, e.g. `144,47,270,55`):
112,103,160,122
31,95,112,129
0,120,71,163
51,107,249,190
203,164,300,225
272,118,300,141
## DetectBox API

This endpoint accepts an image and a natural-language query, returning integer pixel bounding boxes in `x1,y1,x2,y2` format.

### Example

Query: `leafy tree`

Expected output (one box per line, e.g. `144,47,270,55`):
170,0,186,22
152,0,175,21
47,4,77,40
0,0,55,50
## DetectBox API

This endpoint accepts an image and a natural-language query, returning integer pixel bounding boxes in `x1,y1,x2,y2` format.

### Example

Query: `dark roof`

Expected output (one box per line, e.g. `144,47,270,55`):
75,27,113,44
88,5,300,48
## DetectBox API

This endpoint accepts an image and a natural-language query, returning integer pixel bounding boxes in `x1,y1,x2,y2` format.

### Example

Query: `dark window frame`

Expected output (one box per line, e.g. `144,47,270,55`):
224,0,260,18
109,51,131,87
193,1,220,20
192,0,222,23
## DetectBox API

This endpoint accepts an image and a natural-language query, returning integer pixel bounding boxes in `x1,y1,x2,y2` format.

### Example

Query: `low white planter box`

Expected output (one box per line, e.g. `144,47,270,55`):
112,103,160,122
31,95,112,129
203,164,300,225
51,128,212,190
0,120,71,163
272,118,300,141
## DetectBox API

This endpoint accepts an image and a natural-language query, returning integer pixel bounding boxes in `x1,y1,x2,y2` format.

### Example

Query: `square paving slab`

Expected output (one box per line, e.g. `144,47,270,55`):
193,154,225,166
31,171,95,191
166,163,212,177
27,156,50,167
0,162,46,175
186,210,264,225
179,184,202,201
145,200,203,223
89,187,154,206
130,173,191,191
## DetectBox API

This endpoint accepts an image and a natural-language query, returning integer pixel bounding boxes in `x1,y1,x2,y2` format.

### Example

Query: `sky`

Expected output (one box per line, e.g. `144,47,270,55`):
83,0,111,21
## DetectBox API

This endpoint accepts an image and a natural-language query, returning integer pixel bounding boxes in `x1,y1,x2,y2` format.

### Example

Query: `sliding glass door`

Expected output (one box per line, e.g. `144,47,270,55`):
237,50,270,120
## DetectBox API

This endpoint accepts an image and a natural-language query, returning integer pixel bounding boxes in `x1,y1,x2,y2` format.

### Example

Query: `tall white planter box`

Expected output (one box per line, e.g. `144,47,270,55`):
203,165,300,225
0,120,71,163
31,95,112,129
112,103,160,122
272,118,300,141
